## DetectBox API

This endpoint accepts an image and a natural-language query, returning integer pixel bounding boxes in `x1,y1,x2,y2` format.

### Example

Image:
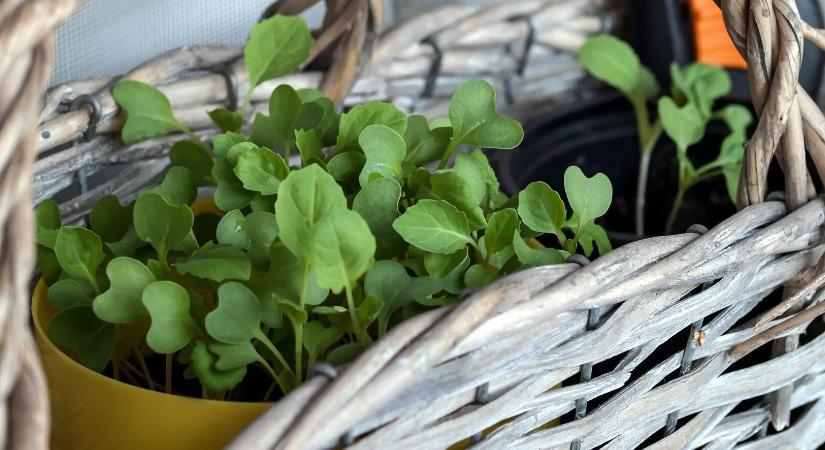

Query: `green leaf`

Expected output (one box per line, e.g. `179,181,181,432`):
302,321,344,364
358,296,383,328
215,209,247,249
393,199,471,254
260,294,283,328
250,113,279,150
403,114,451,164
92,257,155,323
723,163,741,204
275,164,348,261
308,210,376,293
267,85,324,150
671,63,731,118
578,35,641,94
485,208,520,255
233,146,289,195
37,245,62,284
36,199,62,248
48,306,116,372
54,226,104,289
297,89,339,145
209,340,263,371
448,79,523,150
191,340,247,391
517,181,566,238
564,166,613,227
205,282,262,344
658,97,706,152
245,211,279,267
212,132,247,159
352,178,404,257
261,243,329,306
213,158,255,212
208,108,243,132
334,101,408,155
358,124,406,187
439,250,471,294
576,222,612,257
513,231,568,266
89,195,132,243
365,260,440,335
112,80,183,144
149,166,197,206
36,198,61,231
276,298,308,328
174,243,252,282
429,171,486,231
717,104,753,133
464,264,498,288
327,151,365,187
244,15,313,88
629,66,661,101
133,192,194,260
326,342,366,366
453,150,499,206
295,129,324,164
142,281,197,353
170,140,214,186
423,248,468,278
48,279,95,310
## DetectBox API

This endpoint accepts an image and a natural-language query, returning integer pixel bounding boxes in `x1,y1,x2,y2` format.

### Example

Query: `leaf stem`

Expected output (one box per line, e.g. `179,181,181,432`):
294,263,310,382
665,184,687,234
254,329,295,379
437,139,460,170
634,120,662,237
345,284,369,345
239,86,255,119
133,344,156,391
258,358,289,395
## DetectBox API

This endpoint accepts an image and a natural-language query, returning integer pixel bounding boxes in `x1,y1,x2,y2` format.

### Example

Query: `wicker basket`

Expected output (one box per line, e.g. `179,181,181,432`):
13,0,825,448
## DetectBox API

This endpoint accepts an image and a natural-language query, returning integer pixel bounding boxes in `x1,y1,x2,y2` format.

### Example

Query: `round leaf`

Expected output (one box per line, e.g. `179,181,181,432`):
48,306,116,372
564,166,613,225
205,282,262,344
517,181,566,236
308,210,376,293
54,226,104,288
244,15,312,88
393,199,471,254
142,281,197,353
578,35,641,94
448,79,524,150
93,257,155,323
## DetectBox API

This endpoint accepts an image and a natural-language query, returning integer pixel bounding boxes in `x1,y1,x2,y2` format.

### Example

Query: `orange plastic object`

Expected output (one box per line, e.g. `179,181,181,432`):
32,199,269,450
688,0,747,69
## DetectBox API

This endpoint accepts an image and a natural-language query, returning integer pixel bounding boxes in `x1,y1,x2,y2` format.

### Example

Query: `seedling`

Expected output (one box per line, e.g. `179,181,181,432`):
37,15,615,401
579,35,752,234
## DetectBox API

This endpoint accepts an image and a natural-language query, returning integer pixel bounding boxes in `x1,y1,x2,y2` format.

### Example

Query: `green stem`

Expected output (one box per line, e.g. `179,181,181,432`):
254,329,295,379
345,284,369,345
239,86,254,119
258,358,289,395
294,263,310,382
133,344,156,391
665,184,687,234
437,139,459,170
634,121,663,237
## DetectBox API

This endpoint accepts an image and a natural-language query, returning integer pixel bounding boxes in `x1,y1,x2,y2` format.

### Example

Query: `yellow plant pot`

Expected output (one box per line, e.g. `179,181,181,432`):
32,198,269,450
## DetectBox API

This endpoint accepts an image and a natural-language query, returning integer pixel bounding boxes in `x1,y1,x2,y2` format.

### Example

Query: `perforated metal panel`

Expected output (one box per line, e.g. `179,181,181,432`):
49,0,326,85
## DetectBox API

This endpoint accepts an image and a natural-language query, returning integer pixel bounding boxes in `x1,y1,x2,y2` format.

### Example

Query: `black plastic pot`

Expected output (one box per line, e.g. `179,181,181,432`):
493,95,742,244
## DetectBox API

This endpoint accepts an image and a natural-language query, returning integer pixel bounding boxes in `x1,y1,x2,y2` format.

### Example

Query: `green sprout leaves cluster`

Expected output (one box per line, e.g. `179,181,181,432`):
579,35,753,234
36,15,614,401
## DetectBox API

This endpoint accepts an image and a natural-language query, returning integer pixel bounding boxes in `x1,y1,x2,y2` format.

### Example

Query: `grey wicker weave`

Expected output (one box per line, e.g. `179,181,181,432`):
17,0,825,449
